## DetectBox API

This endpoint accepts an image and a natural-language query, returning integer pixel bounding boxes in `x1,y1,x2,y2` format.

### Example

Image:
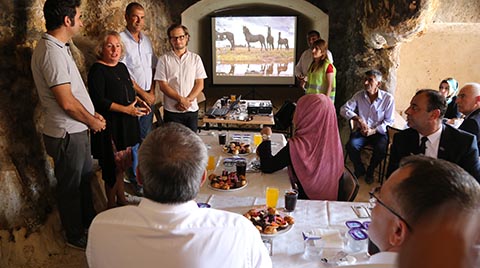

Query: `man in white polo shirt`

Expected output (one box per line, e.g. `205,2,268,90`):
31,0,106,250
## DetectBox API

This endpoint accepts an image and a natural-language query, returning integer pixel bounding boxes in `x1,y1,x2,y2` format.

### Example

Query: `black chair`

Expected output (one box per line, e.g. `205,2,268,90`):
380,125,401,184
273,100,296,137
153,102,164,129
337,166,360,202
344,119,387,183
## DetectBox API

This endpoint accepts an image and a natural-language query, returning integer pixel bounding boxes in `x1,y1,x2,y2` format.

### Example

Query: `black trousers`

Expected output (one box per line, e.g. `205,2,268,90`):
163,110,199,132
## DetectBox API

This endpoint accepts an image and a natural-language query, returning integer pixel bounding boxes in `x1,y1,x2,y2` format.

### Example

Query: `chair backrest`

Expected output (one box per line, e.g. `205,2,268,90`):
348,118,355,132
274,100,296,130
386,125,401,145
153,103,164,128
337,166,360,202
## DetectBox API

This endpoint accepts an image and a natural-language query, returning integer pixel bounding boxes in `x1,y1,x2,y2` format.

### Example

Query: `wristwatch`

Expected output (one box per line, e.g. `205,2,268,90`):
262,134,271,141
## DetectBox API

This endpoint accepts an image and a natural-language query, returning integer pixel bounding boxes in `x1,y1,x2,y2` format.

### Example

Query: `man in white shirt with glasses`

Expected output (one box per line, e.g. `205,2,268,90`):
154,24,207,132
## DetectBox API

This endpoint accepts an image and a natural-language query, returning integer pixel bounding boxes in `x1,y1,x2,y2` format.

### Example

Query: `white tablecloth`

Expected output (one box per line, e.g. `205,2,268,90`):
197,131,371,267
198,131,292,197
195,195,371,268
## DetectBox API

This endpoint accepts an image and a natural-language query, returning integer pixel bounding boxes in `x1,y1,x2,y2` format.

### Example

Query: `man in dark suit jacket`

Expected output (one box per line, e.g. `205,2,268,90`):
456,83,480,151
387,89,480,182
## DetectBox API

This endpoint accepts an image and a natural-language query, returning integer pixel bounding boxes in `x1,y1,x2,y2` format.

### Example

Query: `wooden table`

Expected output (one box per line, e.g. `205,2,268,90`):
202,99,275,129
203,114,274,127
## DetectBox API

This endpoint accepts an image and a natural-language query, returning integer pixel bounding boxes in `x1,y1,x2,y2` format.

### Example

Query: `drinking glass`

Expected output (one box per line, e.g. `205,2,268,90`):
236,160,247,177
284,189,298,212
206,156,216,171
266,187,279,208
303,230,324,259
253,134,263,146
218,133,227,145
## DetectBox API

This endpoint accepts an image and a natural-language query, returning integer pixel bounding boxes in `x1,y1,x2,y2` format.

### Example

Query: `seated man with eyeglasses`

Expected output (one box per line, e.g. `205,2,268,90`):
355,155,480,267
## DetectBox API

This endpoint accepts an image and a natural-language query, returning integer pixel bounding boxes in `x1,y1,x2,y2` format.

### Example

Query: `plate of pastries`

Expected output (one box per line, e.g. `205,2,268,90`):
208,171,247,191
243,207,295,238
223,141,252,155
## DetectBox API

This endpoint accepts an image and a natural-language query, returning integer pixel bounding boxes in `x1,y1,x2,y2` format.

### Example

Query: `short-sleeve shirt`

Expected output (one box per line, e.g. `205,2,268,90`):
120,30,157,91
31,33,94,138
154,50,207,112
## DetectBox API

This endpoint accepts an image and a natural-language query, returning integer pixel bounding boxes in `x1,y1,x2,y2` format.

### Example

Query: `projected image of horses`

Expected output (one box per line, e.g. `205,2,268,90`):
213,16,296,79
243,26,266,51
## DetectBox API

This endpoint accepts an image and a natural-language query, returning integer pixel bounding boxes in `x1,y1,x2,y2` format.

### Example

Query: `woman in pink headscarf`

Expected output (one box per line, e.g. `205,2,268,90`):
257,94,344,200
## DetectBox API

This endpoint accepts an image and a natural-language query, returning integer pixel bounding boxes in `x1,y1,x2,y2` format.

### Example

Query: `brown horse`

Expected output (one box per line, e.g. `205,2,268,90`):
243,26,266,51
216,30,235,50
266,26,274,50
277,32,289,50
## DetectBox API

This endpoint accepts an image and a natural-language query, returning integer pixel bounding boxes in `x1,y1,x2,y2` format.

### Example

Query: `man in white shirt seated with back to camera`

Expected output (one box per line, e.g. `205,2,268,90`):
86,123,272,268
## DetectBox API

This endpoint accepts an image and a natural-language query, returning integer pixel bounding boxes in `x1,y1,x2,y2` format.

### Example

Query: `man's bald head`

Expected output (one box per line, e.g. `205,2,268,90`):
456,82,480,115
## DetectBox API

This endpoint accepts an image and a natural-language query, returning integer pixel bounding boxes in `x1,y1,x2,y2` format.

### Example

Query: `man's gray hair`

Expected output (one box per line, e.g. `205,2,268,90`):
365,69,383,82
138,123,207,204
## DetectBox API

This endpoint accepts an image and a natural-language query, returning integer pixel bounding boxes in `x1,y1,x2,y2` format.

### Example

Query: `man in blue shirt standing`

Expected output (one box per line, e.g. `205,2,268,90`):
120,2,157,140
120,2,157,190
340,69,395,184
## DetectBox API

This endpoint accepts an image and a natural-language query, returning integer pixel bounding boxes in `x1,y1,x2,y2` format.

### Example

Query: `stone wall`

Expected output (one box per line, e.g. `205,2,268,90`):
0,0,172,267
0,0,478,266
396,0,480,112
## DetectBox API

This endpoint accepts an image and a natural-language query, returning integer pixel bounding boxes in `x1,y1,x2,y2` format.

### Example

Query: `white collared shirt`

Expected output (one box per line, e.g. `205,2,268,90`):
419,126,443,158
340,89,395,135
154,50,207,112
368,251,398,265
87,199,271,268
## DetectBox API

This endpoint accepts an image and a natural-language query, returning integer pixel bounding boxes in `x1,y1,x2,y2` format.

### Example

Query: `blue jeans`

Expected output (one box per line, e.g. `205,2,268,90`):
346,131,387,177
131,143,139,179
138,107,154,141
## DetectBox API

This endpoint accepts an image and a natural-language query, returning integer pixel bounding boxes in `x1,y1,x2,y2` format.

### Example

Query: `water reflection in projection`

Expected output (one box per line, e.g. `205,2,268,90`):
216,63,293,77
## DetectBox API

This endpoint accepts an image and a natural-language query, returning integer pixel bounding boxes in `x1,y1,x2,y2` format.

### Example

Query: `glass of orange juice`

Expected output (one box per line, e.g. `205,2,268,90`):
266,187,280,208
206,156,216,171
253,134,263,146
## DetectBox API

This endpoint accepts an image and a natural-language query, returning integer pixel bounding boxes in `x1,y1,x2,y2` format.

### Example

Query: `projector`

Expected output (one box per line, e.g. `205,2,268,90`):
247,100,273,115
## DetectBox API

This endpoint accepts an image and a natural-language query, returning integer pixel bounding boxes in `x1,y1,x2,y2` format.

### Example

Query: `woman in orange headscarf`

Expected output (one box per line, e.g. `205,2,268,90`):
257,94,344,200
